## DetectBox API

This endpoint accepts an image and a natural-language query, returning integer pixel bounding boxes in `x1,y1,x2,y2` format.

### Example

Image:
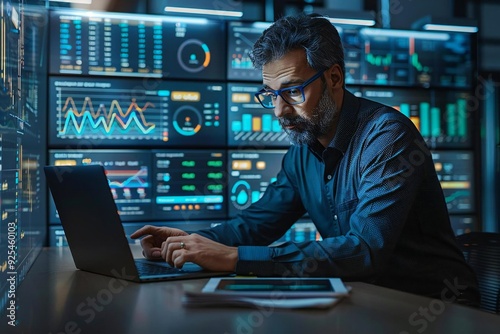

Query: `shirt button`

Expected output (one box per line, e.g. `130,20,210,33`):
327,175,332,180
333,215,338,220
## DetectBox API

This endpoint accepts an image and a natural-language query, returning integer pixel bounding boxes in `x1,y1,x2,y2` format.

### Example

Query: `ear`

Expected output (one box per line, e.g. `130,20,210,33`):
328,64,344,89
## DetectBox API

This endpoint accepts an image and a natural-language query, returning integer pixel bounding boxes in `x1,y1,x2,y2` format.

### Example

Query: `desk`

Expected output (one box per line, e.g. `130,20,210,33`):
3,247,499,333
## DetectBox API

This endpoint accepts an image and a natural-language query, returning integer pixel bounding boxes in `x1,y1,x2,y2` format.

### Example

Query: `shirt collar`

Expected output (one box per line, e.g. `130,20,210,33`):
328,89,359,153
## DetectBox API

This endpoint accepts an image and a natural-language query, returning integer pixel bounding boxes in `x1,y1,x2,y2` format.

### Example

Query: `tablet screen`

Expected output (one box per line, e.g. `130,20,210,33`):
215,278,335,292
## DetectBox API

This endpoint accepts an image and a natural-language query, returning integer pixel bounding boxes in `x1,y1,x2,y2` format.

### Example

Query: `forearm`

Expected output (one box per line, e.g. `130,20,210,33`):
235,237,375,279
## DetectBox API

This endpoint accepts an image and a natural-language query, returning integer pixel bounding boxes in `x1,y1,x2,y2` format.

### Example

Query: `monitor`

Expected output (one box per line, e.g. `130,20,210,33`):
48,149,153,223
343,27,472,88
49,10,164,78
49,10,226,80
0,1,48,316
153,150,227,221
227,150,286,217
48,77,226,147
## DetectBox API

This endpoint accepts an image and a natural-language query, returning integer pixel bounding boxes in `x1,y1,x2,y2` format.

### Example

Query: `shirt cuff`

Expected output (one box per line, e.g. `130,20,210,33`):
235,246,274,276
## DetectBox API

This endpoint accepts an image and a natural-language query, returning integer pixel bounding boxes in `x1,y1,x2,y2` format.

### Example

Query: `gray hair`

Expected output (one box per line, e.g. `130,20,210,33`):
250,12,345,82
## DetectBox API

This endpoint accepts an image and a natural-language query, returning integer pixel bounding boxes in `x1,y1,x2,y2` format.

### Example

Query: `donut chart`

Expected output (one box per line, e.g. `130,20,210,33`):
177,39,211,73
172,105,202,136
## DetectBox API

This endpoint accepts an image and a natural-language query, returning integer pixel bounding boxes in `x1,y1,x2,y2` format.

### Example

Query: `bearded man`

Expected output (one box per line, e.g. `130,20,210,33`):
132,12,480,307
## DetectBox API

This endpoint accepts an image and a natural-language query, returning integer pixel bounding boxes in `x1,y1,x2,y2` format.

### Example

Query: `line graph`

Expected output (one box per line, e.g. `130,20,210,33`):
60,97,156,135
52,82,168,141
106,167,149,189
107,166,150,201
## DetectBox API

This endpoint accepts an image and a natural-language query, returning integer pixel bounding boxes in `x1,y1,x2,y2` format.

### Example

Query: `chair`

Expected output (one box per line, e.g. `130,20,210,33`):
456,232,500,314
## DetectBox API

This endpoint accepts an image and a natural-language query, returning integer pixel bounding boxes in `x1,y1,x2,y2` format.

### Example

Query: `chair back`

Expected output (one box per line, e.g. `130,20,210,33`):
456,232,500,314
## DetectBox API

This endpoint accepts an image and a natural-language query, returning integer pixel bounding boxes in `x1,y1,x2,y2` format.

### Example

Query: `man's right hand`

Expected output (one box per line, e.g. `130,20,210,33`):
130,225,189,260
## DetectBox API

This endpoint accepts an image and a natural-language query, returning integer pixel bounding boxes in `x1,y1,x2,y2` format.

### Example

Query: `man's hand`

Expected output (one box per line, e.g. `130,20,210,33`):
130,225,238,272
162,234,238,272
130,225,188,260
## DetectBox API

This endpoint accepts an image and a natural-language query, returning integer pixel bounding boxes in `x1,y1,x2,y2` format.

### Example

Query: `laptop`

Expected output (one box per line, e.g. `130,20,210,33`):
44,164,231,282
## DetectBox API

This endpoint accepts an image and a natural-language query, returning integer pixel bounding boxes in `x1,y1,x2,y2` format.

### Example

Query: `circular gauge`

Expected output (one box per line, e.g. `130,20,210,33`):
172,105,202,136
177,39,211,73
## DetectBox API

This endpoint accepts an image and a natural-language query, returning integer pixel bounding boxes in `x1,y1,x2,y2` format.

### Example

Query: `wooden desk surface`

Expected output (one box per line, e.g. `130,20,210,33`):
2,246,499,333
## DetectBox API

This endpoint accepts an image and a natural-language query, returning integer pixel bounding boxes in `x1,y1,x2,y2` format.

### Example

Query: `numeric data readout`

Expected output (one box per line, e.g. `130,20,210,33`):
153,150,227,221
50,10,226,80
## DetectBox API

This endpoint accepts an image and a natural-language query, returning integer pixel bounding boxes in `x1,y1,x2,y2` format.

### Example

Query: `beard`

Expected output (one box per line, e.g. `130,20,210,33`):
279,87,339,146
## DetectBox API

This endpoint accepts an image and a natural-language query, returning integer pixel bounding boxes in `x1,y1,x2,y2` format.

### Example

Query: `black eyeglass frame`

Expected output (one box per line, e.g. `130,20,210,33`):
254,69,326,109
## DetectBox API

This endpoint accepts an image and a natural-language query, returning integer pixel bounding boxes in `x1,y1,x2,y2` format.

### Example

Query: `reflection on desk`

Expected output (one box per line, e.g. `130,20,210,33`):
2,246,499,333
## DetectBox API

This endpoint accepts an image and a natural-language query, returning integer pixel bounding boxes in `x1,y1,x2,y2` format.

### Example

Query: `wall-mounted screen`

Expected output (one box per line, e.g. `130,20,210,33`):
226,23,472,88
153,150,227,221
48,150,153,223
227,83,290,148
226,21,271,82
432,150,475,214
49,10,226,80
0,1,48,315
342,27,472,88
228,150,286,217
362,87,472,149
48,77,226,147
49,10,164,77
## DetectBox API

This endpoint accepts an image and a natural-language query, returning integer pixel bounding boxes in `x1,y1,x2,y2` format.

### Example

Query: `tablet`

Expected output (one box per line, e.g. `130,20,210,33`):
201,277,349,298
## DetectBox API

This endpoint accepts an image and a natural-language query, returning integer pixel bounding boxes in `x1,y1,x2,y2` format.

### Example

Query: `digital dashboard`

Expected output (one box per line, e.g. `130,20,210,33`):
45,10,479,247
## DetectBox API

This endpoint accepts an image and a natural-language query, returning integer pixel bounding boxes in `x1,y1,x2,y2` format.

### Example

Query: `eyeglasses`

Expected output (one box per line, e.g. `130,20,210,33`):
254,69,326,109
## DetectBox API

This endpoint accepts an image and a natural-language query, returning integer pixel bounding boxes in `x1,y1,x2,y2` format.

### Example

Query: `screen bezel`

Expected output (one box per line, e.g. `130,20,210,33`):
201,277,349,298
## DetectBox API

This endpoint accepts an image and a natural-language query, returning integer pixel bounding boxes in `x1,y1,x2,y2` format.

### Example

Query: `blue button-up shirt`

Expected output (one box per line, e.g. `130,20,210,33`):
197,90,479,300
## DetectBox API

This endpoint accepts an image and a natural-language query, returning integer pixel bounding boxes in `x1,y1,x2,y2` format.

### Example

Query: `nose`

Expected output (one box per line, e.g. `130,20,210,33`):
273,97,292,118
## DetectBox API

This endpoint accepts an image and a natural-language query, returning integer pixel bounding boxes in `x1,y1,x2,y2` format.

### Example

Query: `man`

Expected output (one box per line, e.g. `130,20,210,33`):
131,12,480,305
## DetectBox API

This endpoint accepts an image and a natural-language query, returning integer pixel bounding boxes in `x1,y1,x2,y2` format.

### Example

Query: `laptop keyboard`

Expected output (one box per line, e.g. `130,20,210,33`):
135,260,187,276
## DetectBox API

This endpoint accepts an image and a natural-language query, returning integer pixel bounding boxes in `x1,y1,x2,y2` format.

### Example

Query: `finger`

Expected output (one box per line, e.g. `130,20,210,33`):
142,247,162,260
161,241,168,264
139,235,156,251
172,249,187,268
138,236,160,259
130,225,157,239
161,240,177,266
163,237,184,265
